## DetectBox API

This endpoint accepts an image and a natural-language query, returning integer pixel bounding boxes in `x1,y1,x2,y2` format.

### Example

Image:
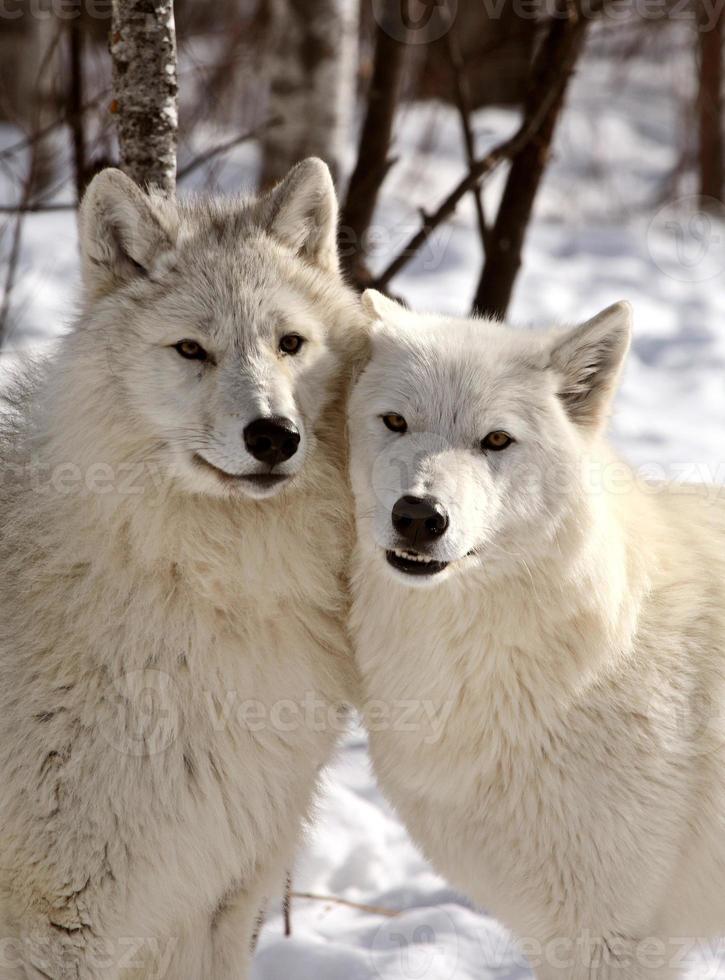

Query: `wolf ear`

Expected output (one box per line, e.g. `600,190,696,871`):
549,301,632,429
78,169,176,299
263,158,339,274
361,289,406,324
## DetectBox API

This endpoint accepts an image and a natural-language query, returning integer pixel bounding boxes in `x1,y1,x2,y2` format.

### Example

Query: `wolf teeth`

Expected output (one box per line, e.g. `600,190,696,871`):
394,549,434,564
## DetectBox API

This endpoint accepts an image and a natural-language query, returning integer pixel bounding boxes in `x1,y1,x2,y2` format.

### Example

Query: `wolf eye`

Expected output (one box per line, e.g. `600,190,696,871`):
174,340,207,361
481,431,514,452
382,413,407,433
279,334,305,355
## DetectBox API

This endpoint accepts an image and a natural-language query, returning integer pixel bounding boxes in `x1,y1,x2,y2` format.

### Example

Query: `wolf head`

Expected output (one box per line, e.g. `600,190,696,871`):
348,291,632,587
75,159,356,500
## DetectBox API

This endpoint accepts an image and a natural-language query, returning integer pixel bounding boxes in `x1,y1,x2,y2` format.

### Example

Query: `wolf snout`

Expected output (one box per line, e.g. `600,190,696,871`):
243,417,300,466
392,495,449,545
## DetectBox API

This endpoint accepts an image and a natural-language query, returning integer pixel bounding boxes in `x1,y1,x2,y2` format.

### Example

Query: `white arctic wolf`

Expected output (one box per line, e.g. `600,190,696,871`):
0,159,365,979
348,290,725,980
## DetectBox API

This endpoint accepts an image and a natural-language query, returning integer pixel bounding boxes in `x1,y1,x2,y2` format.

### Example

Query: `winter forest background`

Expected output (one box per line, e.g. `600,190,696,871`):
1,0,725,976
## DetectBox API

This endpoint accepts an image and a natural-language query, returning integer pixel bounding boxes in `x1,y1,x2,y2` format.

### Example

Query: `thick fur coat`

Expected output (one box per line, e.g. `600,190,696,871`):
0,160,366,979
348,291,725,980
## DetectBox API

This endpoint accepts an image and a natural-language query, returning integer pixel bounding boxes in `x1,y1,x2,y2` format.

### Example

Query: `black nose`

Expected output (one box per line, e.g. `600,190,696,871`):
243,417,300,466
392,495,449,545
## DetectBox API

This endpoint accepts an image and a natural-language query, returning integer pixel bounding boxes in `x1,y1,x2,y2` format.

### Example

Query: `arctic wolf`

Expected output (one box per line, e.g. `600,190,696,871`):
348,290,725,980
0,159,365,979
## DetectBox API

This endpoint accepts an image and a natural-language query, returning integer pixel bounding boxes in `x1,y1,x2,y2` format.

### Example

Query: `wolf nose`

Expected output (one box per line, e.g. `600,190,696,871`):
243,417,300,466
392,495,449,545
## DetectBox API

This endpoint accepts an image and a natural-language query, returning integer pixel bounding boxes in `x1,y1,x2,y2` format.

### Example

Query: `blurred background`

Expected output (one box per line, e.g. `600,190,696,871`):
1,1,724,976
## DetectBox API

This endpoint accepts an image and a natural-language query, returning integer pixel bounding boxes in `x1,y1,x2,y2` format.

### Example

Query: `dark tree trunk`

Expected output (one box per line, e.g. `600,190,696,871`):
697,3,723,204
472,4,591,319
339,0,408,283
68,5,87,202
110,0,178,195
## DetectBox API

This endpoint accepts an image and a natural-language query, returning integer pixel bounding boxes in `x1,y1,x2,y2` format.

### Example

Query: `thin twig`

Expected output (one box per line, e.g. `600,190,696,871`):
290,891,400,919
0,203,76,214
443,1,489,258
176,118,281,182
0,92,107,164
0,120,280,211
283,873,292,937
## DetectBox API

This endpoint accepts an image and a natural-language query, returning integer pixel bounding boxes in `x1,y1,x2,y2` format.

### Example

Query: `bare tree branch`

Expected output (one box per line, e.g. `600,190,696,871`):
0,119,279,207
0,203,76,214
372,2,601,298
176,118,281,183
372,69,577,292
0,92,107,164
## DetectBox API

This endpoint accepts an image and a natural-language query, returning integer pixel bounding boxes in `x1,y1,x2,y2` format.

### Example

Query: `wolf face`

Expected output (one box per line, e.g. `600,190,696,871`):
77,159,350,500
348,291,631,587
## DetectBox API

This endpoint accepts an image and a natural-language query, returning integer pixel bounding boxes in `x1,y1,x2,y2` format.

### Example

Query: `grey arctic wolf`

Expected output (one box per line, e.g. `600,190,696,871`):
349,290,725,980
0,159,365,978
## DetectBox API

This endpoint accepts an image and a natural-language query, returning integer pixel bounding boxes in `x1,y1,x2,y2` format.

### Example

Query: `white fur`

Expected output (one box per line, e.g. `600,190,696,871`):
349,292,725,979
0,161,366,979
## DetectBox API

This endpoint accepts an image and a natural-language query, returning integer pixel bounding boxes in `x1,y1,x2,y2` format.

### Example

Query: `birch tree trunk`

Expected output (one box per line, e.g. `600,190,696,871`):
110,0,178,195
260,0,359,187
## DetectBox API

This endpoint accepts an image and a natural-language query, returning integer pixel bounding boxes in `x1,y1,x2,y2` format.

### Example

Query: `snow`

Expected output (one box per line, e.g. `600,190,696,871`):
2,20,725,979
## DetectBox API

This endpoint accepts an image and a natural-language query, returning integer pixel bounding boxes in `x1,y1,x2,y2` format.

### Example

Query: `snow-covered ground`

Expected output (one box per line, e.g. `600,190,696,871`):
2,20,725,979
